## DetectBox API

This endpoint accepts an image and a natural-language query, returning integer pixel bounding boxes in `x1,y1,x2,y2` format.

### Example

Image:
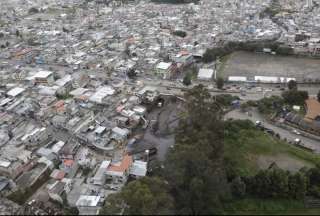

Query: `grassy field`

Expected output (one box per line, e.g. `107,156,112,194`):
223,123,320,214
224,126,320,177
223,198,320,215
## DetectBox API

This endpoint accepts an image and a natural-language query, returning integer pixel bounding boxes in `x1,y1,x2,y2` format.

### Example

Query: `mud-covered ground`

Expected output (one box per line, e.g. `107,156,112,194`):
131,96,184,161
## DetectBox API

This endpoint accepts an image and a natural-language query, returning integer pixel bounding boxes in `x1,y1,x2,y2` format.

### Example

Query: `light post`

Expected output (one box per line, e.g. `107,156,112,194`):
145,149,149,162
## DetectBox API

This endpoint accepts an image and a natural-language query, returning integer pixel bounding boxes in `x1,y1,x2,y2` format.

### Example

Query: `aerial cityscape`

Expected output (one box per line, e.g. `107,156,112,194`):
1,0,320,215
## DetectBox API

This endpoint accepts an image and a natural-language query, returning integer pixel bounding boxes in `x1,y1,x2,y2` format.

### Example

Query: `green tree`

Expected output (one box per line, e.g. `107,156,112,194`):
183,73,191,86
215,94,239,108
287,80,298,90
99,193,123,215
257,96,284,114
127,68,137,79
251,170,272,198
28,7,39,14
164,85,228,214
251,169,290,198
172,30,187,38
282,90,308,106
276,46,294,55
309,185,320,198
216,77,224,89
231,177,246,198
288,172,307,199
307,167,320,186
268,168,289,198
100,177,173,215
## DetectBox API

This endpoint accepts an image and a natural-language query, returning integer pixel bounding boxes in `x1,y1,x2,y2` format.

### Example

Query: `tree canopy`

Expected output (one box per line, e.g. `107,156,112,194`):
182,73,192,86
282,90,309,106
216,77,224,89
163,85,229,214
100,177,173,215
287,80,298,90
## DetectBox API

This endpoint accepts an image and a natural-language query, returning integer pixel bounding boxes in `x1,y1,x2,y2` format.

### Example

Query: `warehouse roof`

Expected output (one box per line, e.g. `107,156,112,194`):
89,86,115,103
156,62,172,70
34,70,53,78
198,68,214,80
7,87,25,97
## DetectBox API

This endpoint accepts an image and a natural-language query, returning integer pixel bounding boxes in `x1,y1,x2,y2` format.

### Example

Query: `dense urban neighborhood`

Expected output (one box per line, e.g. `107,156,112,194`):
1,0,320,215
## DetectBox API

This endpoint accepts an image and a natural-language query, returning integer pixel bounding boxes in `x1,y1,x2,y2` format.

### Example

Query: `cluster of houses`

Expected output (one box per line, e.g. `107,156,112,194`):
0,65,163,214
1,0,320,214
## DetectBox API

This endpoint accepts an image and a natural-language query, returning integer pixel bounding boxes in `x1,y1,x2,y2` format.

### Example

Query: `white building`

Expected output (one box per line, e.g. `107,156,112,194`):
32,71,54,84
21,127,48,145
129,160,147,178
76,195,101,207
156,62,173,79
55,75,73,95
254,76,279,83
254,76,296,83
197,68,215,80
92,160,111,186
228,76,248,82
76,195,101,215
89,86,115,104
6,87,25,98
111,127,130,141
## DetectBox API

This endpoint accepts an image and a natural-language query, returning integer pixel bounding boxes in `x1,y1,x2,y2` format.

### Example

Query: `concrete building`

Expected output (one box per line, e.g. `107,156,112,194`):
76,195,101,215
198,68,215,81
156,62,173,79
111,127,130,142
106,154,133,184
92,160,111,186
89,86,115,104
228,76,248,82
55,75,73,95
129,160,147,178
6,87,25,98
32,71,54,85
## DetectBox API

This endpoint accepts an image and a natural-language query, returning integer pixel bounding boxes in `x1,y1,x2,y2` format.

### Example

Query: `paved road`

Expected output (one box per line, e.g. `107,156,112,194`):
137,78,271,100
225,109,320,153
137,78,320,102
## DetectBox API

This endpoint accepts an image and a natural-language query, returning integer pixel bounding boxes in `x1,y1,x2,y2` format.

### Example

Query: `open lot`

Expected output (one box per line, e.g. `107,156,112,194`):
131,97,184,161
222,51,320,82
224,117,320,176
257,154,314,172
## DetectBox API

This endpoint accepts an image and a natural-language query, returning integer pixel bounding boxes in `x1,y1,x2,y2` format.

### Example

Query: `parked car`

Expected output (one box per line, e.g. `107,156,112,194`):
294,138,301,145
292,129,301,135
255,121,262,126
265,128,275,136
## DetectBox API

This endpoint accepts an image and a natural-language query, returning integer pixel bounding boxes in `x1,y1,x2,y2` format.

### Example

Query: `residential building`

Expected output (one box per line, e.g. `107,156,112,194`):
106,154,133,184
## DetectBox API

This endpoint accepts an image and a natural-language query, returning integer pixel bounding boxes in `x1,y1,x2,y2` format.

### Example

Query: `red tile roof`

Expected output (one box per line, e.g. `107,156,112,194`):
107,155,133,173
305,98,320,121
63,159,74,167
